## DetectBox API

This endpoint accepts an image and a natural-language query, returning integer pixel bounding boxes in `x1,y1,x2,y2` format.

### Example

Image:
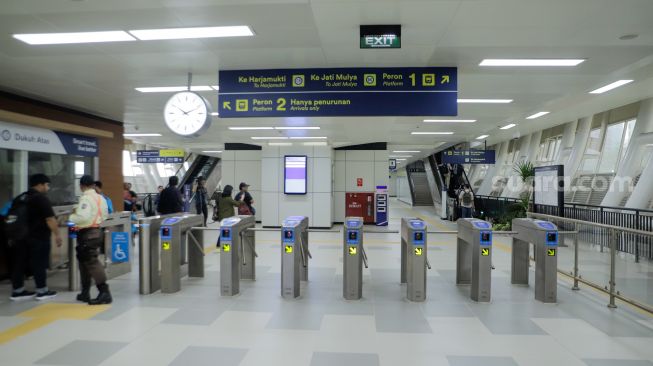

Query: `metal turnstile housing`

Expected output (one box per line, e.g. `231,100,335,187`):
401,218,427,302
343,217,364,300
456,218,493,302
160,214,205,294
281,216,309,299
220,215,256,296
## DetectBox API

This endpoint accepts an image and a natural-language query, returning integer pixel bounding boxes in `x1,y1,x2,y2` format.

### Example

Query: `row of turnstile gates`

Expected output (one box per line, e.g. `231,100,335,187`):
132,212,560,304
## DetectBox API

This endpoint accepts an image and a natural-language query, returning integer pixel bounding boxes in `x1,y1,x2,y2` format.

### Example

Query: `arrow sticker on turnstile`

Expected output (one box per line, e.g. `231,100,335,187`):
285,245,293,254
223,244,231,252
548,249,556,256
414,247,423,256
481,248,489,256
349,246,357,255
162,242,170,251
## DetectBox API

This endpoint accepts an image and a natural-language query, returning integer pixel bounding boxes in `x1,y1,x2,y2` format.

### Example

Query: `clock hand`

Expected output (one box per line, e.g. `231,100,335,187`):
173,105,189,115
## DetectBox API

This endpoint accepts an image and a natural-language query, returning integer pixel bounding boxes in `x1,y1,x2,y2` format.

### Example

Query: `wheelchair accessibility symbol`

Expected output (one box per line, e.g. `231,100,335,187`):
111,232,130,263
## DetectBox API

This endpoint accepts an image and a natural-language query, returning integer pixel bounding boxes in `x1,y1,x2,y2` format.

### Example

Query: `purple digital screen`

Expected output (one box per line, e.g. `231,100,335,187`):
284,155,307,195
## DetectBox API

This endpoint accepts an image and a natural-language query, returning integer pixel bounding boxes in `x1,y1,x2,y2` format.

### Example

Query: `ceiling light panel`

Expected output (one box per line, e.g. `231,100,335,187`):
274,127,320,130
251,136,288,140
500,124,517,130
476,135,489,140
123,133,162,137
13,31,135,45
135,86,214,93
526,112,550,119
229,127,274,130
393,151,421,153
589,80,634,94
288,136,328,140
269,142,293,146
479,59,585,67
129,26,254,41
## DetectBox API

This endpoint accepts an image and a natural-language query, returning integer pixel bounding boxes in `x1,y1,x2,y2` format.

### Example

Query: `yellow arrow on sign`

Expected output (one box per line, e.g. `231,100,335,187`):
414,247,423,256
223,101,231,110
223,244,231,252
548,249,556,257
481,248,489,256
162,242,170,251
285,245,293,254
349,246,357,255
441,75,450,84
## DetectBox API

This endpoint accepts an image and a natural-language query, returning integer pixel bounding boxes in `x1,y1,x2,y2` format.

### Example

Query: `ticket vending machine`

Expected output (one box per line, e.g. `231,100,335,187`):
401,218,428,302
281,216,310,299
456,218,493,302
343,217,365,300
219,215,256,296
511,218,559,303
159,214,205,294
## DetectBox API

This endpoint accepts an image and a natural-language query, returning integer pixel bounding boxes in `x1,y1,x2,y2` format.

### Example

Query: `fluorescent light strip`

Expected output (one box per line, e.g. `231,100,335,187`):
458,99,513,104
423,119,476,123
526,112,550,119
288,136,327,140
589,80,634,94
129,26,254,41
303,142,328,146
123,133,162,137
135,86,214,93
269,142,293,146
476,135,489,140
393,150,421,153
202,151,222,153
396,159,407,161
411,132,454,135
389,155,412,158
13,31,135,45
274,127,320,130
211,112,219,116
500,124,517,130
251,137,288,140
229,127,273,130
480,59,585,67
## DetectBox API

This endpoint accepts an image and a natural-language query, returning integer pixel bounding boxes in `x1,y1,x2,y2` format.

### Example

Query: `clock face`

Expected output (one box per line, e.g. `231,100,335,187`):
163,92,211,137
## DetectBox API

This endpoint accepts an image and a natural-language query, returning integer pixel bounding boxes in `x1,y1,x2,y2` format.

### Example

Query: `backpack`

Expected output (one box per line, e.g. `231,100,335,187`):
5,192,30,246
143,194,156,217
462,191,473,206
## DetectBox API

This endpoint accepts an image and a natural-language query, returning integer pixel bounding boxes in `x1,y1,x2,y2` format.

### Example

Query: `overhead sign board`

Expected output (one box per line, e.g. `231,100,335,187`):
442,150,496,164
136,149,184,163
0,121,98,157
218,67,457,117
360,25,401,49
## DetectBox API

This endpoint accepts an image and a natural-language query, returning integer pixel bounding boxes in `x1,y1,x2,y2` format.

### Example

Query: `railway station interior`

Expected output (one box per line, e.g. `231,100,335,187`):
1,1,653,365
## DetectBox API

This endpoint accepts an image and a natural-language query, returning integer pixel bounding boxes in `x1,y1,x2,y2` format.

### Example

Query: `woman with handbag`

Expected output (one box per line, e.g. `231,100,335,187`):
215,185,245,247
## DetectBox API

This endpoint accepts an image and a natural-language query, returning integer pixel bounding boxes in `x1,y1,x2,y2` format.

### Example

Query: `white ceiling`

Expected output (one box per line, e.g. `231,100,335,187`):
1,0,653,165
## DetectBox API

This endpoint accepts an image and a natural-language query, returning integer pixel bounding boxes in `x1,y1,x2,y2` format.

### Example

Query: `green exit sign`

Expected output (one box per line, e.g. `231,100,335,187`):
360,25,401,49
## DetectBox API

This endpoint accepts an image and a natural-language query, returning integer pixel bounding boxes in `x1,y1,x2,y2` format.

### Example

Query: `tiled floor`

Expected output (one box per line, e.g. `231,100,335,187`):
0,199,651,366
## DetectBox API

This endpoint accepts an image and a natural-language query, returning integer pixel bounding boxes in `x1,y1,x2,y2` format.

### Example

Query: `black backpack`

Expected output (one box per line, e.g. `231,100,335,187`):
5,192,30,246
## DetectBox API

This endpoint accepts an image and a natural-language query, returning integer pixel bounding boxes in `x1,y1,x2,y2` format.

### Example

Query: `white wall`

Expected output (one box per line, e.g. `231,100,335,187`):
333,149,389,222
221,150,262,221
261,146,333,228
396,168,412,205
389,171,397,197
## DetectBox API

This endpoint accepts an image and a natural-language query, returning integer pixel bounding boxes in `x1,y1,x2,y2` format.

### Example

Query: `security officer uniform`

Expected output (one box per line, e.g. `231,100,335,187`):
69,175,111,305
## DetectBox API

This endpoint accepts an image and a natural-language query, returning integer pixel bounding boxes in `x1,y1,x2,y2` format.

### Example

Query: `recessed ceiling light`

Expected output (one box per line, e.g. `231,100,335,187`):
423,119,476,123
526,112,550,119
269,142,293,146
458,99,513,104
303,142,328,146
479,59,585,67
411,132,454,135
202,150,222,153
500,124,517,130
123,133,162,137
13,31,136,45
274,127,320,130
229,127,273,130
589,80,634,94
476,135,489,140
135,86,214,93
288,136,328,140
393,150,421,153
389,155,412,158
396,159,407,161
251,136,288,140
129,26,254,41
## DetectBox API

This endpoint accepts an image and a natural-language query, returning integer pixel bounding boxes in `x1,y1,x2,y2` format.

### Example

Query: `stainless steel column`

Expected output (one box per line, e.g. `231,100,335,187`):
220,215,256,296
241,229,256,280
138,222,152,294
457,219,493,302
67,222,79,292
511,238,530,285
343,217,364,300
160,217,182,293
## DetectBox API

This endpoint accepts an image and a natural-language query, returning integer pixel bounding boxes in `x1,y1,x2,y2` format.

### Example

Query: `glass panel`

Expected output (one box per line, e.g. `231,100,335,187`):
620,119,636,162
0,149,18,205
598,122,625,173
580,157,598,173
123,150,134,177
28,152,94,206
586,128,602,155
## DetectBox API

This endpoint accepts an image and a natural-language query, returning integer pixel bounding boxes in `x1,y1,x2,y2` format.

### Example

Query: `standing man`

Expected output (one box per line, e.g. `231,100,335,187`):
94,181,113,214
8,174,62,301
157,176,183,214
194,177,209,226
234,182,255,215
458,184,475,219
69,175,111,305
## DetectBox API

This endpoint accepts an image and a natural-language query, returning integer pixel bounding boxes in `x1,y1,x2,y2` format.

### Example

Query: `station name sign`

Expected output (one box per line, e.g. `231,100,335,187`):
442,150,496,164
218,67,457,117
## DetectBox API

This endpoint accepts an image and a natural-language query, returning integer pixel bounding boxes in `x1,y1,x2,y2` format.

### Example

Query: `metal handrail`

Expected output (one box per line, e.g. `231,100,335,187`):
528,212,652,237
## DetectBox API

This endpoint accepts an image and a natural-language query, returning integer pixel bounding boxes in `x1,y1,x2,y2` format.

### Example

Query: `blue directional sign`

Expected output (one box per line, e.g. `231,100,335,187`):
218,67,457,117
442,150,496,164
136,150,184,164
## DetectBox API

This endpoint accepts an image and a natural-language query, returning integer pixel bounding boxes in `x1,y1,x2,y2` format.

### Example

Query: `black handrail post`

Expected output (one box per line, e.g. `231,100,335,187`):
635,210,640,263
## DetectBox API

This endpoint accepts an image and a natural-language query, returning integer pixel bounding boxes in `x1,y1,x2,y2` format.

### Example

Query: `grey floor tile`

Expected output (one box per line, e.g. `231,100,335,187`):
421,302,475,317
374,302,433,333
582,360,653,366
266,302,326,330
169,346,248,366
35,340,127,366
311,352,380,366
162,304,230,325
467,303,547,335
446,355,519,366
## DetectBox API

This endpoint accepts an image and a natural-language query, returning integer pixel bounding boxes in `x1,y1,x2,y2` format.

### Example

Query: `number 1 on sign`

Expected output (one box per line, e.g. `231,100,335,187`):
409,73,416,87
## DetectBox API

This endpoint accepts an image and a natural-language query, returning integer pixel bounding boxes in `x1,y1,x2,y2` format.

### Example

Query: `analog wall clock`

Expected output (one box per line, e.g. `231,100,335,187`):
163,91,212,137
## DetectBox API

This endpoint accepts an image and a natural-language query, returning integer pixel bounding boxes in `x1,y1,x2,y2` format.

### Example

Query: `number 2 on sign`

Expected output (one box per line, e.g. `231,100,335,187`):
277,98,286,111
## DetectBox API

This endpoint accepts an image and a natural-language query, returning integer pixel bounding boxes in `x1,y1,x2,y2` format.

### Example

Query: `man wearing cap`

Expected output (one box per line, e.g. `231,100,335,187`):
234,182,255,215
69,175,111,305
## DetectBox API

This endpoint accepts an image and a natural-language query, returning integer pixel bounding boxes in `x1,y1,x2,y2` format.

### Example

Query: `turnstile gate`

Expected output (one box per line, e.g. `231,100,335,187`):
159,214,205,294
456,218,493,302
138,213,180,294
512,218,559,303
220,215,256,296
281,216,310,299
401,218,428,302
343,217,366,300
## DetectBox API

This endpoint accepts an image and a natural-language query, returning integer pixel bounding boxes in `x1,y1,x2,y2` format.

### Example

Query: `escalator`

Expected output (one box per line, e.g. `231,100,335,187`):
178,155,220,188
406,161,434,206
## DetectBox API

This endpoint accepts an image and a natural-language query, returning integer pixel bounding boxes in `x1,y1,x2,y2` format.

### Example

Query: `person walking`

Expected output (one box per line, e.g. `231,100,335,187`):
8,174,62,301
94,181,114,214
234,182,255,215
157,176,183,215
458,184,475,219
215,185,245,247
69,175,111,305
194,177,209,226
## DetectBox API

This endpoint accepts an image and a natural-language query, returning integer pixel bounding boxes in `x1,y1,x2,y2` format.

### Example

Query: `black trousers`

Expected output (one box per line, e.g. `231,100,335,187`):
196,205,208,226
10,238,50,291
76,228,108,291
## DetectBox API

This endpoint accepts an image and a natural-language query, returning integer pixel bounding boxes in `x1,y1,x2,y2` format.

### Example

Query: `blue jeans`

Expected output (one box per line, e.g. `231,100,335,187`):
461,207,473,218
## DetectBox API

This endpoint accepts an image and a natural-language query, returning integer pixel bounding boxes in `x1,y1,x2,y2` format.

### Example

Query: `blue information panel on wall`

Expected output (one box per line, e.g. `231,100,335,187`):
442,150,496,164
218,67,457,117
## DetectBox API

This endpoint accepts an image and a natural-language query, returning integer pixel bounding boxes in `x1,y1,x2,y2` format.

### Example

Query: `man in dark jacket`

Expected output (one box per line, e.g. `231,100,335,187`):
157,176,183,214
